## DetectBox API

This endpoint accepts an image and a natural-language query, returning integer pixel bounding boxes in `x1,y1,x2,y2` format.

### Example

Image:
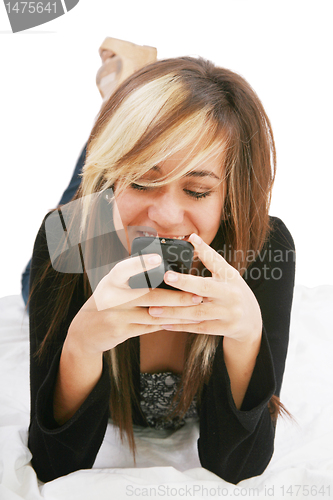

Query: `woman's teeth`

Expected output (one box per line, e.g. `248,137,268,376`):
141,231,187,240
141,231,157,238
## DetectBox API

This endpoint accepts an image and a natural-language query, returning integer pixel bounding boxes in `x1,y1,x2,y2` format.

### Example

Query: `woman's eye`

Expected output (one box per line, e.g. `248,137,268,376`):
130,183,212,200
130,183,150,191
184,189,212,200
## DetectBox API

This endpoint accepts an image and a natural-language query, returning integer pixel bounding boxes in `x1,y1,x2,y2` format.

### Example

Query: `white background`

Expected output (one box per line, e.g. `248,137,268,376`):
0,0,332,299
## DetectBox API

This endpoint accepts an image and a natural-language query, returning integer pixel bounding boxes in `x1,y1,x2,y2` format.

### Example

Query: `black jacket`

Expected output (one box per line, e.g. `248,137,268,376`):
28,216,295,484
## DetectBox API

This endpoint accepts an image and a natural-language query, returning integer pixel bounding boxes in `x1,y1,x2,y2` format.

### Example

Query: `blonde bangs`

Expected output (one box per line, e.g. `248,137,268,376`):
81,74,185,195
114,124,228,195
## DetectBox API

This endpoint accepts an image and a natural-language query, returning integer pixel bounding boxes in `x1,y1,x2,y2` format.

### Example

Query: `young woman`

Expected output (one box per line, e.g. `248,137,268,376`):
28,56,295,484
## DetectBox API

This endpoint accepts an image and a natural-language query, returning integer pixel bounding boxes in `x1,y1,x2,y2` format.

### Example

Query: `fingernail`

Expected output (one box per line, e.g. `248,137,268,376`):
192,295,203,304
162,325,174,330
189,233,202,245
149,307,163,316
147,255,162,264
165,272,178,282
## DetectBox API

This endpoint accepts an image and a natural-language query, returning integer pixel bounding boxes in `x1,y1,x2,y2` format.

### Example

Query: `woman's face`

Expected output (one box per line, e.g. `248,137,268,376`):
113,146,226,252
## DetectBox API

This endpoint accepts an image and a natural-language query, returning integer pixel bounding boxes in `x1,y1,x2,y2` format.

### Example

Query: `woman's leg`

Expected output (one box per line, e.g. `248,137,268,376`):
21,144,88,306
57,144,87,206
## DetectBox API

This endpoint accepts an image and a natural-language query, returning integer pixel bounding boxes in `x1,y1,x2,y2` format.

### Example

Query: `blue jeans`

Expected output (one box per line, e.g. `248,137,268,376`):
21,144,87,305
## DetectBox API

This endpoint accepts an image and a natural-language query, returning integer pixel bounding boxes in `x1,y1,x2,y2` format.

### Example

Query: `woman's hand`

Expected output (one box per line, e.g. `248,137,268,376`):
148,233,262,344
67,252,203,356
147,233,263,409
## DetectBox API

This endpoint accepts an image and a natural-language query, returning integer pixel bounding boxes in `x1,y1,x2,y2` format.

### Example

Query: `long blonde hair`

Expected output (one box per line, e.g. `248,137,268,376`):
34,56,285,455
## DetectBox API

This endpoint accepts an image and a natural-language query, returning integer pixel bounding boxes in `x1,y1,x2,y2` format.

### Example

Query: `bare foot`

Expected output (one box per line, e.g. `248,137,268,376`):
96,37,157,102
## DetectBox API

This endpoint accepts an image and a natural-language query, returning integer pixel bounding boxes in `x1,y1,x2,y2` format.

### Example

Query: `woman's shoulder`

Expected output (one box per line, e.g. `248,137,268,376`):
30,210,58,275
267,216,295,252
243,216,295,289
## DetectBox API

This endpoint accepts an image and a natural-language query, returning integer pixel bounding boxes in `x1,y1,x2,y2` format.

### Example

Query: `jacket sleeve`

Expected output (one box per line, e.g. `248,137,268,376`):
28,216,111,483
197,217,295,484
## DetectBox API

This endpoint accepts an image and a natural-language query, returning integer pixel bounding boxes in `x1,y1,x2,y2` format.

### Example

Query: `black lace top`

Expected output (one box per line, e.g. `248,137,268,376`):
140,372,198,430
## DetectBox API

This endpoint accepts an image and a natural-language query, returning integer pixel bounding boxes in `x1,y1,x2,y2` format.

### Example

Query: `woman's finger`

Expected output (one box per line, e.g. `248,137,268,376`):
130,288,203,308
125,322,182,338
163,271,226,299
189,233,239,281
93,254,164,311
160,319,232,337
148,302,228,322
108,253,162,287
113,306,202,325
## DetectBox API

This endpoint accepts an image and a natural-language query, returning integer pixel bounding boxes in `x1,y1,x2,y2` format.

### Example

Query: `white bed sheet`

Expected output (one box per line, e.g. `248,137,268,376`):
0,285,332,499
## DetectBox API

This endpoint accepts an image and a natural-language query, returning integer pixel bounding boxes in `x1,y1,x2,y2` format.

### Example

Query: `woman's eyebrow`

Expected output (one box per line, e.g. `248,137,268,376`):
151,165,220,181
184,170,221,180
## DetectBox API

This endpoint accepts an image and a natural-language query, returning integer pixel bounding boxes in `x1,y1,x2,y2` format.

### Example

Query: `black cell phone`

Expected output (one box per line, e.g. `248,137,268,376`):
128,237,194,290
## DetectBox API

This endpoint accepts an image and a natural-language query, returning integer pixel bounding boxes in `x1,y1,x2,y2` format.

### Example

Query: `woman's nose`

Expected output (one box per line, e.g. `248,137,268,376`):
147,191,185,227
